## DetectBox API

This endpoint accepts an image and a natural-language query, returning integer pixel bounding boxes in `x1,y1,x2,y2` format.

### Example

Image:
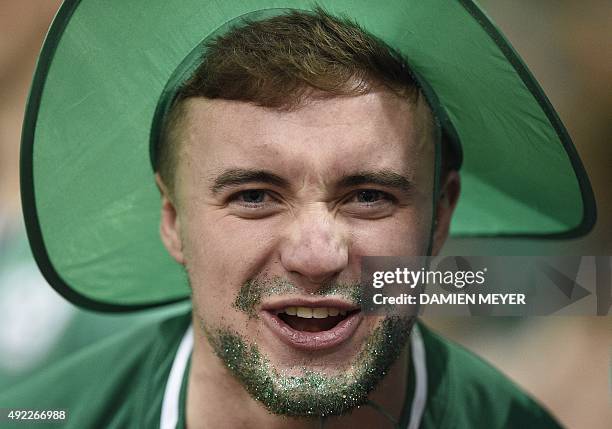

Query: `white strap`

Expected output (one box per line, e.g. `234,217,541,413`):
160,324,193,429
406,323,427,429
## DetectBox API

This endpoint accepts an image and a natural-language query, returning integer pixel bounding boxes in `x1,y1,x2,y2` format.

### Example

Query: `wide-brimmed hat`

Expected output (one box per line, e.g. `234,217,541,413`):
21,0,596,311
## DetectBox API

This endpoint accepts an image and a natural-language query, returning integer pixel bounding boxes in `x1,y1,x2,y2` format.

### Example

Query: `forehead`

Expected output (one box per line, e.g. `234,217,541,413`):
175,91,433,187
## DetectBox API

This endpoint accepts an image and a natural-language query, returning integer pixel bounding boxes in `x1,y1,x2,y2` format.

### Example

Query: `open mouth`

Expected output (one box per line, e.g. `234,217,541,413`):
260,301,363,351
277,306,360,332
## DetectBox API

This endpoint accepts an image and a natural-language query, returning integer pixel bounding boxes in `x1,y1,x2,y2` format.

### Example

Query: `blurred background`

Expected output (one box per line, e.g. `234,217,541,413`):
0,1,609,428
436,2,612,428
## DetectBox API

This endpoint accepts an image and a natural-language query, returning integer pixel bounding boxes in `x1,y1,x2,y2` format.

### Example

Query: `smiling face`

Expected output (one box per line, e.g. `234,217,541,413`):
157,89,457,416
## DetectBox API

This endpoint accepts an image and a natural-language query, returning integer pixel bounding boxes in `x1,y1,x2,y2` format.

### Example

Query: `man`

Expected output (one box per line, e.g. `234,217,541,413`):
2,1,595,428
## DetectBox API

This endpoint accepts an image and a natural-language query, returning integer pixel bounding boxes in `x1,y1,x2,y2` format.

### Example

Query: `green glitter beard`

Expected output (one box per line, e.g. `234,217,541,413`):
206,316,414,417
233,276,362,318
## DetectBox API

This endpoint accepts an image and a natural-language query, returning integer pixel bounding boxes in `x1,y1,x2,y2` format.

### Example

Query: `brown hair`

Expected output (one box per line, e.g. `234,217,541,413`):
158,8,442,192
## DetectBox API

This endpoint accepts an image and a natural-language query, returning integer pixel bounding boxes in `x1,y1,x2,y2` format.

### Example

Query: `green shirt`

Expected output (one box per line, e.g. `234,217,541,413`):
0,310,562,428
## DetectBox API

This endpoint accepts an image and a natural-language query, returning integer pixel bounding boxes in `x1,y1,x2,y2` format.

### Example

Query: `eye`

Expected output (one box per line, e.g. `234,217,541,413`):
227,189,283,219
342,189,397,219
348,189,394,206
237,189,266,204
227,189,282,217
355,189,387,204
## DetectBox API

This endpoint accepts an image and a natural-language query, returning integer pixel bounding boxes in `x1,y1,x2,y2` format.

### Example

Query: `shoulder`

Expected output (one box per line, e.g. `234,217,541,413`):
0,309,191,428
417,321,563,429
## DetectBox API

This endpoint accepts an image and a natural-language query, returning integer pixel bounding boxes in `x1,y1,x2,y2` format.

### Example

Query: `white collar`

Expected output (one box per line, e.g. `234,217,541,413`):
160,324,193,429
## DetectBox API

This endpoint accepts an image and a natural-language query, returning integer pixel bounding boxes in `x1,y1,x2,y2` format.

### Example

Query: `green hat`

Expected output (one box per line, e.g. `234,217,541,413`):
21,0,596,311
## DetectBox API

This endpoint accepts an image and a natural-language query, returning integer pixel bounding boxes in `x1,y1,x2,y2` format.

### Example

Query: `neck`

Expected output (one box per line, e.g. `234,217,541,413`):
186,317,411,429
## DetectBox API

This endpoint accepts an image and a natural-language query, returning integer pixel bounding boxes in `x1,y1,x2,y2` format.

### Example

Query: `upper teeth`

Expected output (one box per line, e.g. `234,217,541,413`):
282,307,347,318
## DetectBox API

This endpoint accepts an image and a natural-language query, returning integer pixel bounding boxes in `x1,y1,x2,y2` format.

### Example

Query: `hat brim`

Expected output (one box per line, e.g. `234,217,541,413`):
22,0,596,311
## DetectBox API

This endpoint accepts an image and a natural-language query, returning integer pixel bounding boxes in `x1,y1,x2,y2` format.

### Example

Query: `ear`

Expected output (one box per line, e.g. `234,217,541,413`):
155,173,185,265
431,170,461,255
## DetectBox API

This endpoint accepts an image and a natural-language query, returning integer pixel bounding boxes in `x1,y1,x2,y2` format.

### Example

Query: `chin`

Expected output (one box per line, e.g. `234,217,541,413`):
206,314,414,417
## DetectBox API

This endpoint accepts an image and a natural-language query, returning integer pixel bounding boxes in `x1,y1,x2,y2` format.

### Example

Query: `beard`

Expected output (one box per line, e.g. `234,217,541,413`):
196,274,415,418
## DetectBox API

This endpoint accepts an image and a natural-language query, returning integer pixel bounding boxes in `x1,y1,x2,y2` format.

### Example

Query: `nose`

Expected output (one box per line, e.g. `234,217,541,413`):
279,206,349,287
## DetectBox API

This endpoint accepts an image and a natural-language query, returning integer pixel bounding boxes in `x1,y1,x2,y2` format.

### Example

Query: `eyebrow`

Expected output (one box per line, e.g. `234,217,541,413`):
337,170,415,196
211,168,290,194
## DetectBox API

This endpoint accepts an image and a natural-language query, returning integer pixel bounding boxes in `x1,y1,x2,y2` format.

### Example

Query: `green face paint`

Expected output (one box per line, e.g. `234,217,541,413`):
233,276,362,318
205,315,414,417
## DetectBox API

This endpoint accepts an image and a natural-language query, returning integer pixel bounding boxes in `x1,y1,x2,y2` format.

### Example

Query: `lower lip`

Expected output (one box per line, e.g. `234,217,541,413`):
260,310,363,351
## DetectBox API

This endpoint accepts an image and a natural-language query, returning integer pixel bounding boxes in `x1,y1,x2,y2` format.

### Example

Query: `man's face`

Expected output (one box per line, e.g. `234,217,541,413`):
160,91,441,416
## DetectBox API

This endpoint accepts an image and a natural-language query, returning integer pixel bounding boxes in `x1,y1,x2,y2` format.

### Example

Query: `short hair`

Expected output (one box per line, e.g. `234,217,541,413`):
158,8,453,194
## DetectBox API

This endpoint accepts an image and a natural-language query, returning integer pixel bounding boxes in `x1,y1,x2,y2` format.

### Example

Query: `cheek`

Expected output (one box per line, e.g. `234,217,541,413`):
181,212,281,319
348,207,432,257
